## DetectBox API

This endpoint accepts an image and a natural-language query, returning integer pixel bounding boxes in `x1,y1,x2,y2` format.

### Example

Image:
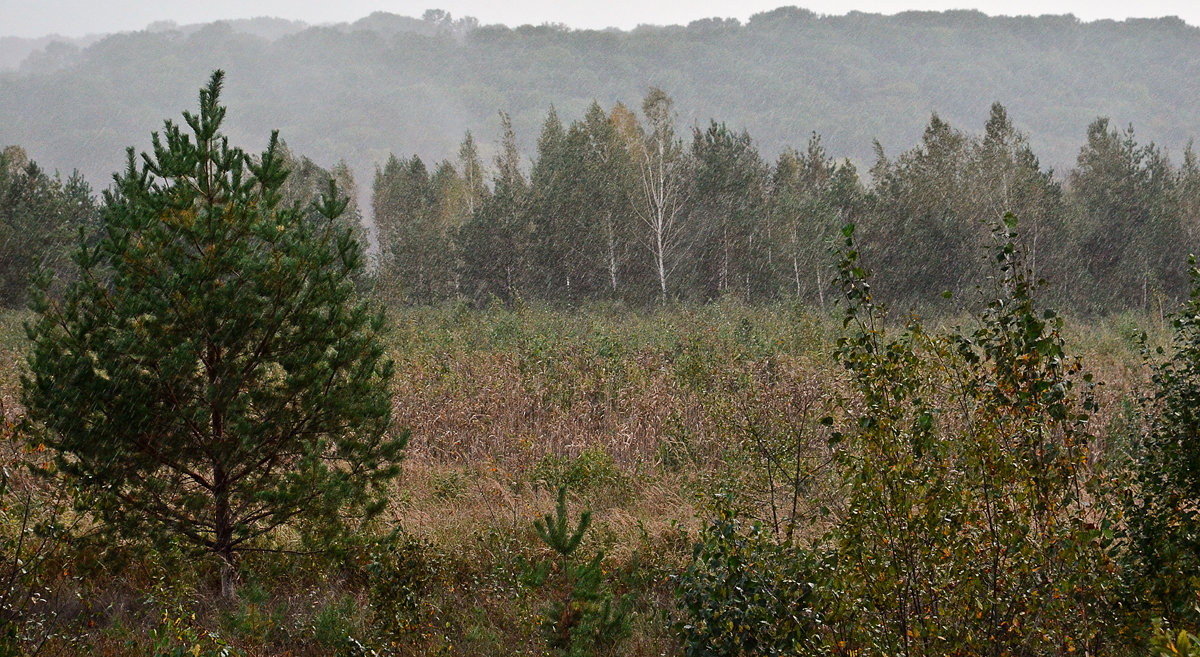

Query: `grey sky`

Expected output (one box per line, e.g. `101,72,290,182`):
3,0,1199,38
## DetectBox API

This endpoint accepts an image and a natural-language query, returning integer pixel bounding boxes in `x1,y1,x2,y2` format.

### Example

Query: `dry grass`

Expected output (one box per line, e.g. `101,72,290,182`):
0,301,1175,655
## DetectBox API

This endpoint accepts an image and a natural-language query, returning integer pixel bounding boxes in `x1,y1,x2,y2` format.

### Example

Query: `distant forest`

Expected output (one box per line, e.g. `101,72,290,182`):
364,96,1200,312
2,6,1199,187
4,89,1198,313
4,7,1200,313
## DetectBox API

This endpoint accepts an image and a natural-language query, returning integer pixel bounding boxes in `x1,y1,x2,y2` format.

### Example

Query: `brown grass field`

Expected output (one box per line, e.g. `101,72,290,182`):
0,301,1170,655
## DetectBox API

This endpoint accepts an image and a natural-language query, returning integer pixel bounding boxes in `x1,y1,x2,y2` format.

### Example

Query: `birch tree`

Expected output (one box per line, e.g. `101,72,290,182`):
632,88,690,303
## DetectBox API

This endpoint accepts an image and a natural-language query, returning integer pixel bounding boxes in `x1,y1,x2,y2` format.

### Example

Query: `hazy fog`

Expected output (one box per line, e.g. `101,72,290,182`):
4,0,1198,38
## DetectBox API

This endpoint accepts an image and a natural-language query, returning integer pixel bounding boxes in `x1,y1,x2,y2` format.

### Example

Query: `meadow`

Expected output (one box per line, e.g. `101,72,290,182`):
0,298,1178,656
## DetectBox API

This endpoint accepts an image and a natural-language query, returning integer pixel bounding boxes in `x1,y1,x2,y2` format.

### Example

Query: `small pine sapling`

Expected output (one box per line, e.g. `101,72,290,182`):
530,485,631,657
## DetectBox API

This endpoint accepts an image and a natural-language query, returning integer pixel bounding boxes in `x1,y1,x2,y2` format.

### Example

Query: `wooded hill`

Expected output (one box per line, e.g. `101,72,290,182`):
1,6,1198,193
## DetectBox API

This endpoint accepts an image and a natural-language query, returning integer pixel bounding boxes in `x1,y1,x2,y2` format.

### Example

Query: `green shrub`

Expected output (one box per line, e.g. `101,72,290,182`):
0,411,80,655
531,447,626,494
149,607,240,657
1150,619,1200,657
312,595,361,649
1126,257,1200,630
794,218,1115,655
430,469,467,501
222,580,288,646
675,497,815,657
364,531,443,651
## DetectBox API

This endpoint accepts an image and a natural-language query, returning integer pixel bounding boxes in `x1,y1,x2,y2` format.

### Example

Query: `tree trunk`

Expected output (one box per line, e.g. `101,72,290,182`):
214,461,237,599
606,216,618,293
220,553,237,600
209,341,237,600
793,254,802,299
816,266,825,312
720,224,729,294
655,225,667,304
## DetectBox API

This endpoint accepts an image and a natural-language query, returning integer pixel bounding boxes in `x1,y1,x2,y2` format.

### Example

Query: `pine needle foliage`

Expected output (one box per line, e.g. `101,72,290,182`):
20,71,405,596
535,485,592,558
530,485,631,657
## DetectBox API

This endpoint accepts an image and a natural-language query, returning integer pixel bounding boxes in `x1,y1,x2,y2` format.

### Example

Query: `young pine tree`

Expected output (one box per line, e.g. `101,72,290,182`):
21,71,406,598
531,486,631,657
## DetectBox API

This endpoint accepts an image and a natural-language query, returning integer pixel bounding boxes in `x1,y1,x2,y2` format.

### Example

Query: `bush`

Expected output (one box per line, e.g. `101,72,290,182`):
773,218,1115,655
1150,619,1200,657
0,409,80,654
365,531,441,648
150,606,239,657
675,497,815,657
1125,257,1200,629
531,447,626,494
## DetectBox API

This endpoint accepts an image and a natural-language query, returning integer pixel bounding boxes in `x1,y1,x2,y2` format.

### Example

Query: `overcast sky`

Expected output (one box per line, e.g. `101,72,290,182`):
3,0,1199,38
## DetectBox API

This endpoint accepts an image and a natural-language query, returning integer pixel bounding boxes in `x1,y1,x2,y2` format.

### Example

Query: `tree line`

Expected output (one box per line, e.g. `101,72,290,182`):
372,92,1200,313
4,91,1199,314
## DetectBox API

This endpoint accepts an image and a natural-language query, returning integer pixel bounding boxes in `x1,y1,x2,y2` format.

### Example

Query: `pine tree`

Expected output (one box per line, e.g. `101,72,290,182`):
0,145,98,307
689,121,769,301
374,153,454,302
531,486,631,657
1068,119,1184,310
529,106,577,300
968,103,1064,289
866,114,975,304
459,113,529,303
21,71,405,598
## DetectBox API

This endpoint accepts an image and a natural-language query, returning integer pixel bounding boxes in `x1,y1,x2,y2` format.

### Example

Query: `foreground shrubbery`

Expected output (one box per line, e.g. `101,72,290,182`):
673,220,1200,656
0,276,1194,654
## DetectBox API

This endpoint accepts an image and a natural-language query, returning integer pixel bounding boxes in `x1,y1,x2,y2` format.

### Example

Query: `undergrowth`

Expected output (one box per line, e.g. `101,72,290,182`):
0,297,1180,656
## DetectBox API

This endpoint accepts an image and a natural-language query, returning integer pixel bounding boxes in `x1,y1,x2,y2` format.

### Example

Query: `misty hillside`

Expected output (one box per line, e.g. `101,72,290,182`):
0,17,312,73
1,6,1198,191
